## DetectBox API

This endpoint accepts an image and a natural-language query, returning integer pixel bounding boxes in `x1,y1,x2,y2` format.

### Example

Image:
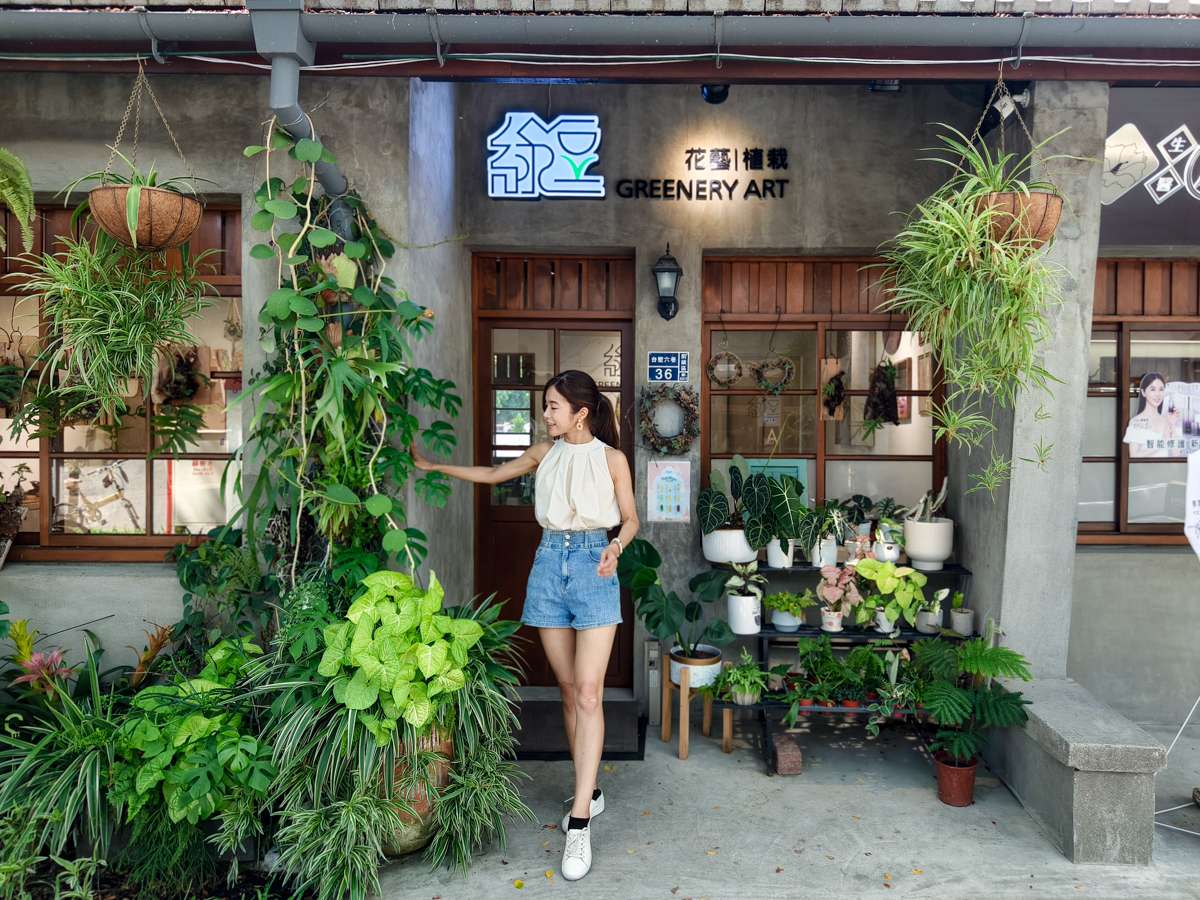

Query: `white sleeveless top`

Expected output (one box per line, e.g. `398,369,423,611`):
534,438,622,532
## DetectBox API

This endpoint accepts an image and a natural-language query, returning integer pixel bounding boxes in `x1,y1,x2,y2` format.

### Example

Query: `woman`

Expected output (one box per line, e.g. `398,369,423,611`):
1124,372,1182,458
411,370,638,882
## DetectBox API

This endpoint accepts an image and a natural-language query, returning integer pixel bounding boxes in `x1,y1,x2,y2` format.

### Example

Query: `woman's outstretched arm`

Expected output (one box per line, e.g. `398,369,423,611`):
411,440,552,485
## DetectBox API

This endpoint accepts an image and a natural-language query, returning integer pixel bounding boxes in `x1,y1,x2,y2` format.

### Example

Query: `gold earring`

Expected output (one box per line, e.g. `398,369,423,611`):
576,419,584,431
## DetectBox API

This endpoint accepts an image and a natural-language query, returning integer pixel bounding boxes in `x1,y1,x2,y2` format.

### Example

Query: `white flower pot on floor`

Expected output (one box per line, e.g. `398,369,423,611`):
727,594,761,635
904,518,954,571
703,528,758,564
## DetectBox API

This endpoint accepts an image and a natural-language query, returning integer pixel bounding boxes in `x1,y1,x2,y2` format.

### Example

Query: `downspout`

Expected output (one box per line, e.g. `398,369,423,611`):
248,0,354,241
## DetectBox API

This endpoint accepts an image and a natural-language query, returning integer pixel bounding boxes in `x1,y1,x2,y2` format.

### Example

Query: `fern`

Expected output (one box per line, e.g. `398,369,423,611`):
0,147,35,254
912,638,959,681
0,365,23,407
930,729,984,763
149,402,206,460
921,680,973,726
957,639,1032,681
973,683,1030,729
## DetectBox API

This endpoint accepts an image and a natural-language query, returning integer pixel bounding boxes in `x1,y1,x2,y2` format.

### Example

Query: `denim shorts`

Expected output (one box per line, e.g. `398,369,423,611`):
522,529,622,631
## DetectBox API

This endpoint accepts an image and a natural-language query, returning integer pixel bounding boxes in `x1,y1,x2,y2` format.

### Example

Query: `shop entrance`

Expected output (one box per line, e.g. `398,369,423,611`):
472,254,636,688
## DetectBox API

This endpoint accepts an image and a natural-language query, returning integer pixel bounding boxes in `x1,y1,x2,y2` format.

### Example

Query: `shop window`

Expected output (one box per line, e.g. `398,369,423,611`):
703,310,938,508
0,205,242,560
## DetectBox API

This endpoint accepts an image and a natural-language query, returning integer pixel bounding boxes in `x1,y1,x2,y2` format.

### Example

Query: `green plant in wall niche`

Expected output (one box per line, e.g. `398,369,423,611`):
0,147,35,254
233,123,460,590
879,122,1081,496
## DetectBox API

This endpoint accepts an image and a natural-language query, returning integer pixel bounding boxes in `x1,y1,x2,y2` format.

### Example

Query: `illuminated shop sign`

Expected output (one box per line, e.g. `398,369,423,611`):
486,112,605,199
617,145,791,202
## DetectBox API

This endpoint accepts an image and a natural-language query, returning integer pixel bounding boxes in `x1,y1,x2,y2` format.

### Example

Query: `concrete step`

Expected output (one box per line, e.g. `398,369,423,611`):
512,687,640,756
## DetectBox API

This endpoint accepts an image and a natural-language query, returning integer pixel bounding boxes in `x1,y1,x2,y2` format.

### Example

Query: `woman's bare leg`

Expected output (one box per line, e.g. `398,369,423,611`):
541,627,579,757
566,625,617,818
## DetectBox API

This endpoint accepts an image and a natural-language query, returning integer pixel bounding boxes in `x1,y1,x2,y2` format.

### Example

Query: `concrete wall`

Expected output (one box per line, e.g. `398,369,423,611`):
1069,546,1200,726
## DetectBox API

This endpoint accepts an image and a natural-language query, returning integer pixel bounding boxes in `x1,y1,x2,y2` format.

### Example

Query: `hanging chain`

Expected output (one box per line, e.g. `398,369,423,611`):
101,58,200,193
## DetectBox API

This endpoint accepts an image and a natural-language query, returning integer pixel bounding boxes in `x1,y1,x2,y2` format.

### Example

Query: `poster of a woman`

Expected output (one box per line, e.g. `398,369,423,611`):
1124,372,1184,457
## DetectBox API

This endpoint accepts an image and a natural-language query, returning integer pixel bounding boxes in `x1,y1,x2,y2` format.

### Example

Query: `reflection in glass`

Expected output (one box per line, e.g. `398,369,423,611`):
560,331,622,390
152,458,238,535
602,391,622,442
1088,334,1117,387
0,458,39,532
52,458,145,534
491,451,534,507
707,330,816,391
712,458,816,509
1130,330,1200,392
1083,397,1117,457
826,395,933,455
1078,462,1115,523
1128,462,1188,523
824,460,932,509
492,329,554,386
710,395,815,456
824,331,932,391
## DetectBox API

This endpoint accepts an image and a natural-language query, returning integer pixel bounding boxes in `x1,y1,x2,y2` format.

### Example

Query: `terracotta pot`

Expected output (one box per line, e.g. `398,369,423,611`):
797,697,814,717
385,729,454,856
88,185,203,251
668,644,723,688
979,190,1063,249
934,751,978,807
817,699,835,717
842,699,861,709
865,692,879,701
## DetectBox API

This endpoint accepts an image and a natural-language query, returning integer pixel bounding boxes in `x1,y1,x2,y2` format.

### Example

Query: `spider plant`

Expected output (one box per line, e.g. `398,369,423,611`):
11,231,214,429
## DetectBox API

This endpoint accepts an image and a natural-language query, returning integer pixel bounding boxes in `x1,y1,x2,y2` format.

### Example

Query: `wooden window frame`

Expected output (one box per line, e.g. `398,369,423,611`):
700,257,944,503
1,203,242,562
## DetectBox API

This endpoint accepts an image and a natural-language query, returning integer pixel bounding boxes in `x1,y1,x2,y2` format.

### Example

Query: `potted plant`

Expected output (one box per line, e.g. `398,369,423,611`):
844,644,887,702
834,682,865,719
796,499,853,567
854,558,928,633
874,514,904,564
67,149,212,252
764,589,816,633
617,539,734,688
0,467,29,570
912,632,1033,806
898,478,953,571
698,456,758,564
712,648,770,706
880,121,1076,496
865,647,921,734
815,564,862,632
725,560,767,636
764,471,806,568
949,590,975,636
916,587,949,635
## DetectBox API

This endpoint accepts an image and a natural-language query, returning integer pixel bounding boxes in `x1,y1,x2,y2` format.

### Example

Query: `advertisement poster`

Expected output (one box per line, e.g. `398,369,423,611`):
648,460,689,523
1123,380,1200,560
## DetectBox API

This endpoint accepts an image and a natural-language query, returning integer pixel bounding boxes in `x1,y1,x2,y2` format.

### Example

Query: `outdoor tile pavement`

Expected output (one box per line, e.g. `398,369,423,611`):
382,717,1200,899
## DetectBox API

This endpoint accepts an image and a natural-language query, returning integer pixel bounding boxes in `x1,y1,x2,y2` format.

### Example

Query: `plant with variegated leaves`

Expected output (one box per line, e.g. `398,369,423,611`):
317,570,483,744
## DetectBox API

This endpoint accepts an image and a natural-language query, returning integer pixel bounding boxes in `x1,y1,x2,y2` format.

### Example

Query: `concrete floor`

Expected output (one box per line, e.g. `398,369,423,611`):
381,713,1200,900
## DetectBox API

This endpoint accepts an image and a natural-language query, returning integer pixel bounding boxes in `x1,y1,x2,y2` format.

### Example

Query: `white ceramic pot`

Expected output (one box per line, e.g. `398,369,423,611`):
767,538,795,569
727,594,761,635
875,610,896,633
732,690,761,706
811,537,839,568
873,541,901,564
703,528,758,564
668,644,723,688
915,609,942,634
904,518,954,571
950,609,975,636
771,609,802,633
819,607,844,632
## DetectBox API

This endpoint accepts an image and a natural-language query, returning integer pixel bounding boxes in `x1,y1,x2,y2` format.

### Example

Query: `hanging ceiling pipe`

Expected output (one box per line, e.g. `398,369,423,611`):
249,0,353,241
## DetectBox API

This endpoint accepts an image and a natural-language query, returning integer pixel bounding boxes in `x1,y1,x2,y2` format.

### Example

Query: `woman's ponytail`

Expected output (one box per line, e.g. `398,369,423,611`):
544,370,622,448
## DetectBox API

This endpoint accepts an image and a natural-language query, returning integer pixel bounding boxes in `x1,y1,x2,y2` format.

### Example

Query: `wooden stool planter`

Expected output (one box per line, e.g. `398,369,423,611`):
660,665,715,760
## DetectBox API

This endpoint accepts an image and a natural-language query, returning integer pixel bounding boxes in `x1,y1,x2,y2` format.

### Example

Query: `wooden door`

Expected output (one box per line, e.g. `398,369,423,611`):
473,256,635,687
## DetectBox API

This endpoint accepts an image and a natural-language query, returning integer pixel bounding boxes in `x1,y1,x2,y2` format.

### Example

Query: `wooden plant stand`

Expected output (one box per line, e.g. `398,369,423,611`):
660,664,715,760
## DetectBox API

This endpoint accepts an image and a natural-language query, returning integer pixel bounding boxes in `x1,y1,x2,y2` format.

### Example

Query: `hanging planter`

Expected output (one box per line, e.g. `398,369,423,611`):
861,361,899,440
978,190,1063,249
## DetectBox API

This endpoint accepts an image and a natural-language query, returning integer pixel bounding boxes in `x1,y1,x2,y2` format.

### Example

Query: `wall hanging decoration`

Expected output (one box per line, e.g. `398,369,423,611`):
68,62,211,252
820,360,845,422
861,361,899,440
751,356,795,396
707,350,743,388
639,384,701,456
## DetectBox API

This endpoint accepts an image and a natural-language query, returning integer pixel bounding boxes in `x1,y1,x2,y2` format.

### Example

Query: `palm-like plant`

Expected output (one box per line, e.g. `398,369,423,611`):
0,147,35,254
912,635,1032,764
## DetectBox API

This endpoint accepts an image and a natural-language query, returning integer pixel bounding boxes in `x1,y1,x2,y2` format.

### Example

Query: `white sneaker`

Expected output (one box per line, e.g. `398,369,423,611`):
561,823,592,881
560,789,605,831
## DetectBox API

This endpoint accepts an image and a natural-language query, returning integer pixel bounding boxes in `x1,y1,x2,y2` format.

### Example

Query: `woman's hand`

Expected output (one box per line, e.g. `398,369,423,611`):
1166,407,1182,435
410,442,435,473
597,543,620,579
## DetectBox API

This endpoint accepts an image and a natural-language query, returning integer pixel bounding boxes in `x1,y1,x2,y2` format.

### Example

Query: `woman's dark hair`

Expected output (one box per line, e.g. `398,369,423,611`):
543,370,620,448
1134,372,1167,417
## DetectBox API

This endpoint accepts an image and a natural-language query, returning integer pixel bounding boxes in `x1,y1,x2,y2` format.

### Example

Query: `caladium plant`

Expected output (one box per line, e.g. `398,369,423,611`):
318,570,484,743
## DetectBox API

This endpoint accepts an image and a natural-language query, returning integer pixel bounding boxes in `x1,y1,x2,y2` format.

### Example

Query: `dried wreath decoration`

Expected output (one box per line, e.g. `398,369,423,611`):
639,384,701,456
706,351,743,388
751,356,795,395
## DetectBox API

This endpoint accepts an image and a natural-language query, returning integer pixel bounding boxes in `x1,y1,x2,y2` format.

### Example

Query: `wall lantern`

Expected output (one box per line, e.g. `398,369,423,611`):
651,245,684,321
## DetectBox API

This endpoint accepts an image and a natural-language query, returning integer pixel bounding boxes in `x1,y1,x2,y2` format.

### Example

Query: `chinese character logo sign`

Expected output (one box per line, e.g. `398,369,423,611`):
486,113,605,200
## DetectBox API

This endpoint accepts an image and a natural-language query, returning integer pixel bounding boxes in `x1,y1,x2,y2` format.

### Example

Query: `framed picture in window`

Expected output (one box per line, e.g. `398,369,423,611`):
917,352,933,417
895,358,911,423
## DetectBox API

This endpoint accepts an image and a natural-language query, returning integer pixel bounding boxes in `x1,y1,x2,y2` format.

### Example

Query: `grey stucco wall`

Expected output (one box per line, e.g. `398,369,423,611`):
1069,547,1200,726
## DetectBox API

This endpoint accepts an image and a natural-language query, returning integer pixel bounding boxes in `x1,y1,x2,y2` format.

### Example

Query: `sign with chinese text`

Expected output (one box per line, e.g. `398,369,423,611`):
616,144,791,202
648,351,689,382
487,112,605,199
